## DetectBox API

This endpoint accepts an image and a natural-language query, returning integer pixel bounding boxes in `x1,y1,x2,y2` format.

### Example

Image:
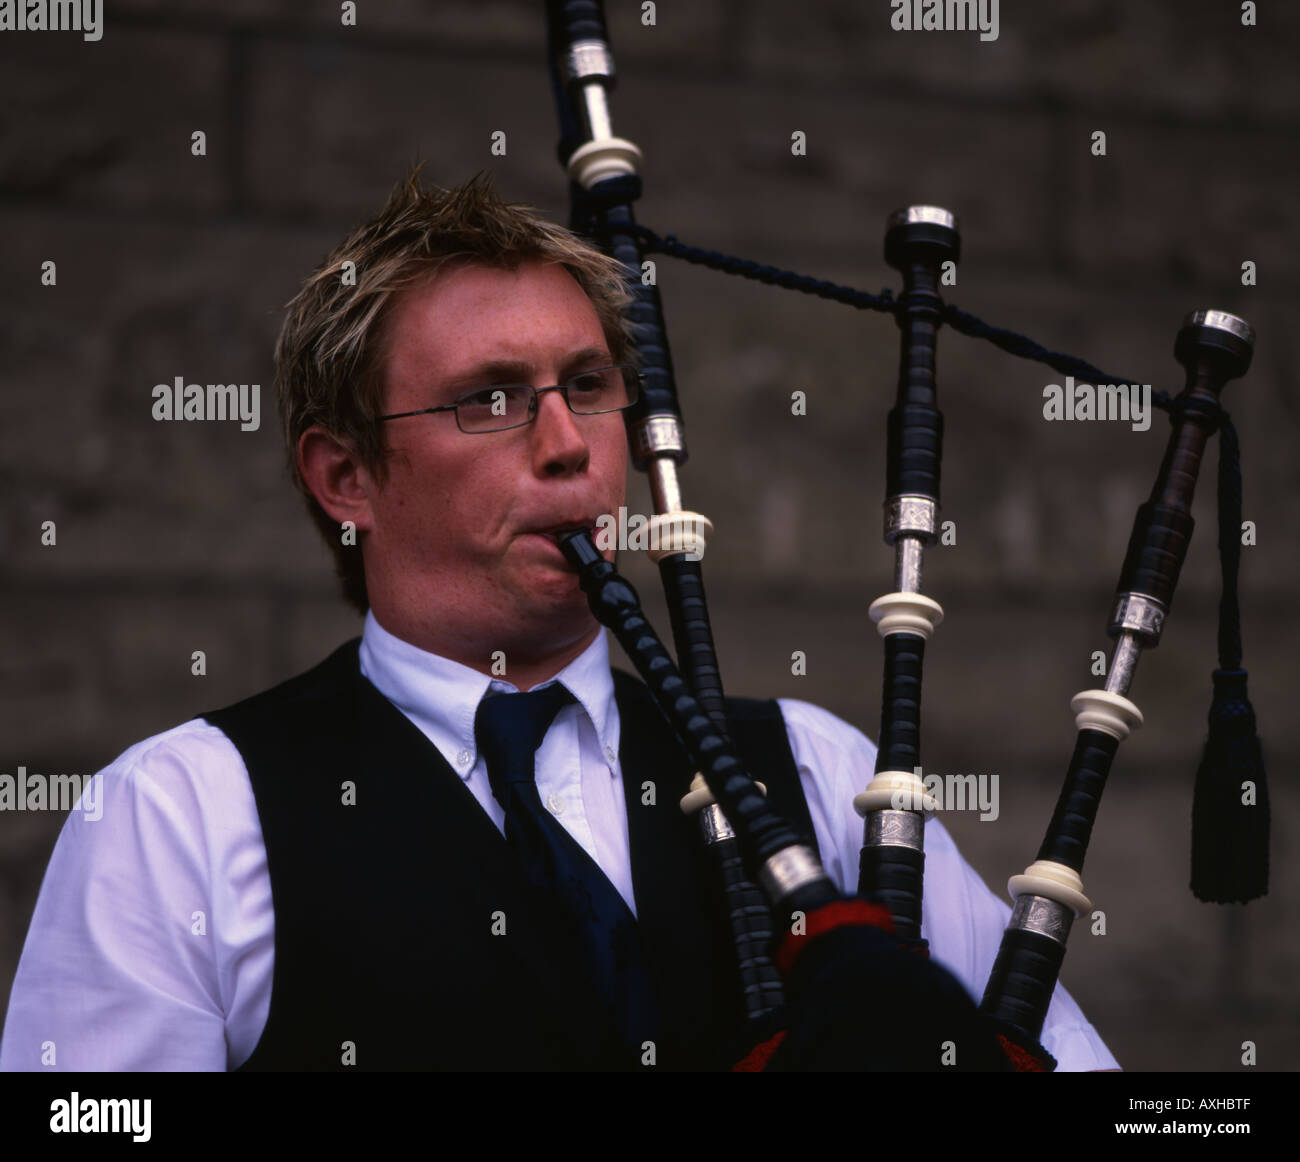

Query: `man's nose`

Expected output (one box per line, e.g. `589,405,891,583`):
530,387,590,475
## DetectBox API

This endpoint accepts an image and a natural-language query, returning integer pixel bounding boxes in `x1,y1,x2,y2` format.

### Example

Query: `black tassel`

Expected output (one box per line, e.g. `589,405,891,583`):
1189,410,1269,902
1191,668,1269,902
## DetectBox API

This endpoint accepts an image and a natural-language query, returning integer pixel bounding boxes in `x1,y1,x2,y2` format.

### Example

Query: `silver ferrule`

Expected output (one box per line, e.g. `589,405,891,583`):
758,845,827,904
884,495,937,544
865,809,925,852
699,802,735,845
887,205,960,232
566,40,615,83
1008,894,1074,946
894,536,924,593
647,457,684,516
1104,631,1143,696
1109,592,1166,645
630,414,685,461
581,83,614,142
1186,309,1254,346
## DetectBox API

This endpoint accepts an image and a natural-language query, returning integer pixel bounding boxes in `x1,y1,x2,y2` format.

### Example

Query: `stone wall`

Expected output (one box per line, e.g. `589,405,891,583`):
1,0,1296,1071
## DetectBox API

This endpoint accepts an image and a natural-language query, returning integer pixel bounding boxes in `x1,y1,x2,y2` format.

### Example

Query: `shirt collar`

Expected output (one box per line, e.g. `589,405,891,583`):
358,610,618,780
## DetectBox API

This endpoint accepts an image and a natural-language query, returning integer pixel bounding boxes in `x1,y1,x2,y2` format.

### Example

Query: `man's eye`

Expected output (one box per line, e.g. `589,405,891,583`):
460,387,508,408
569,371,612,395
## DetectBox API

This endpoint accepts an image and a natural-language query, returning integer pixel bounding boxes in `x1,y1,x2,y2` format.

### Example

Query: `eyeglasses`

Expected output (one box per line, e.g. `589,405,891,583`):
376,363,642,434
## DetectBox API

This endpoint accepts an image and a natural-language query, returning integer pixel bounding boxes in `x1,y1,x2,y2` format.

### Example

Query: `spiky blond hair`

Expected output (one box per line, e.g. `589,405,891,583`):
275,165,633,614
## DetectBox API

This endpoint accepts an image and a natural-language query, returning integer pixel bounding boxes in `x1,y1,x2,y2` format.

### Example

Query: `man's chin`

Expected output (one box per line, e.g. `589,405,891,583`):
508,563,593,621
531,583,592,627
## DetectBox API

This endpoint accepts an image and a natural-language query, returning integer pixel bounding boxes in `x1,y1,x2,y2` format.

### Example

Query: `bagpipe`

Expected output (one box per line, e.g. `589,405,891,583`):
543,0,1269,1071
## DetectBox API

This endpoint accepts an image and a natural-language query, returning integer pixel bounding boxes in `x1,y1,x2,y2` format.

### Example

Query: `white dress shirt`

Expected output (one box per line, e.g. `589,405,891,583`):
0,611,1117,1072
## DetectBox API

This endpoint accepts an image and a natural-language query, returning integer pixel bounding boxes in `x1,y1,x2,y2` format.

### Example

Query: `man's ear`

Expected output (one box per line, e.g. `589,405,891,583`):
297,425,379,533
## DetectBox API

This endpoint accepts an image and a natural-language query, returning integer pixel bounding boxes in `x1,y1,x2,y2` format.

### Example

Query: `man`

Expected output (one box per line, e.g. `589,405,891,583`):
0,170,1117,1071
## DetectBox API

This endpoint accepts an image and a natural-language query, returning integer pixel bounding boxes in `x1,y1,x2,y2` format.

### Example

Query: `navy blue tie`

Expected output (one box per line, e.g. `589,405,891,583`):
474,684,656,1058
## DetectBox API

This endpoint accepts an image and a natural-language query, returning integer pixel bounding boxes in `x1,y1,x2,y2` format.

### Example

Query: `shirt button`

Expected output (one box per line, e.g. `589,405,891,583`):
604,745,617,765
546,794,564,816
457,749,471,768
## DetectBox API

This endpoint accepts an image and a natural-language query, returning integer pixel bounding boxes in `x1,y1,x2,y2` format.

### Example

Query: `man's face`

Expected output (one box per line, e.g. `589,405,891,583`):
361,260,628,659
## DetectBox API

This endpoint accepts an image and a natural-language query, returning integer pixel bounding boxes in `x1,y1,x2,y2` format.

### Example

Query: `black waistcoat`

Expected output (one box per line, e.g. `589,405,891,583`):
203,638,817,1072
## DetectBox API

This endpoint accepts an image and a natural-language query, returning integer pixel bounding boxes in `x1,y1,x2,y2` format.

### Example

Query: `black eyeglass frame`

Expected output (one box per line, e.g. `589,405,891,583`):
375,363,643,434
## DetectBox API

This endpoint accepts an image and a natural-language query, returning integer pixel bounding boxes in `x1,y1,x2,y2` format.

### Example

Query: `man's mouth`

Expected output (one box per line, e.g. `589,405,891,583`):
532,520,599,544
